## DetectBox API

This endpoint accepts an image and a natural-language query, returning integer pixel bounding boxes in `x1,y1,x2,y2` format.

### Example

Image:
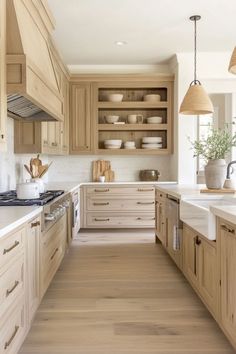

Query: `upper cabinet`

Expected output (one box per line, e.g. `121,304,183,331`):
70,83,93,154
6,0,64,122
0,0,7,151
69,76,174,155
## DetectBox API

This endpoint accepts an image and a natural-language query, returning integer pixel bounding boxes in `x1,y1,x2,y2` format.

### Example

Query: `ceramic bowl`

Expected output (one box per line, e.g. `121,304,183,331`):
142,143,162,149
142,137,162,144
144,94,161,102
139,169,160,181
104,144,122,149
104,139,122,146
107,94,123,102
105,115,119,124
124,141,135,147
147,116,162,124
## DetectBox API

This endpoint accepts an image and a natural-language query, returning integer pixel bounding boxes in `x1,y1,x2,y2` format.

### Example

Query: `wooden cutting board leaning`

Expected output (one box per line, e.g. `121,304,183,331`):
92,160,115,182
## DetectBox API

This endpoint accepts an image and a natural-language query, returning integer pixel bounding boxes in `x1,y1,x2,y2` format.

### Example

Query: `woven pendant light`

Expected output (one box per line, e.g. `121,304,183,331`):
228,47,236,74
179,15,213,115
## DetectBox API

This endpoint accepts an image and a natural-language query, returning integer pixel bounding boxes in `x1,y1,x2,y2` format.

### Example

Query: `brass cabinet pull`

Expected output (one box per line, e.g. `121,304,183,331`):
31,221,40,228
50,247,59,260
94,218,110,222
93,202,110,206
4,325,19,349
6,281,19,297
137,201,155,205
3,241,20,255
137,217,155,220
137,188,154,192
221,224,235,234
51,142,58,146
94,189,110,192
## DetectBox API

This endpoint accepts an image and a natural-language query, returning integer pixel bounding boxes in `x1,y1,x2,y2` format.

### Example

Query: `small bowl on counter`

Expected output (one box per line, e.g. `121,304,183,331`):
143,94,161,102
139,169,160,181
107,94,123,102
124,141,136,149
105,115,119,124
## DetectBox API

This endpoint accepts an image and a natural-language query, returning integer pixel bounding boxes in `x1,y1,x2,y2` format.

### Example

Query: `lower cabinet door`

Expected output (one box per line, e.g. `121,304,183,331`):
220,222,236,345
183,225,198,287
198,237,217,315
0,297,26,354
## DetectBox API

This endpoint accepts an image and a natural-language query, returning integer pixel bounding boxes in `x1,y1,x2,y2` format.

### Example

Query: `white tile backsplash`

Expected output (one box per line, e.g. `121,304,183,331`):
0,118,174,192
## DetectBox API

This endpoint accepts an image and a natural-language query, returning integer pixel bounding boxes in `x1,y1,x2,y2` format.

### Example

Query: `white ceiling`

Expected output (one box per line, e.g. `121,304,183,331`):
48,0,236,66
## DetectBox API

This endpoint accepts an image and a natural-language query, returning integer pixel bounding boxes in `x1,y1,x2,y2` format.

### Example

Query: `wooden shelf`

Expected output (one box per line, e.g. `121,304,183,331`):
97,101,168,109
98,124,168,131
97,148,169,155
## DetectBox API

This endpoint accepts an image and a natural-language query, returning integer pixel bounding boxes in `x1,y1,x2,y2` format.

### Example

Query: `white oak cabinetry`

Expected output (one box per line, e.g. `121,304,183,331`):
70,83,93,154
81,185,155,228
40,213,67,297
183,224,218,316
155,190,167,246
0,0,6,151
218,219,236,349
0,225,27,354
93,78,173,155
26,217,41,323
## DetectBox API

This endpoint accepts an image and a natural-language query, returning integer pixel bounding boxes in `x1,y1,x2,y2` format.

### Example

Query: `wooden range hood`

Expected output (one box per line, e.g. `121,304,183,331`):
6,0,64,121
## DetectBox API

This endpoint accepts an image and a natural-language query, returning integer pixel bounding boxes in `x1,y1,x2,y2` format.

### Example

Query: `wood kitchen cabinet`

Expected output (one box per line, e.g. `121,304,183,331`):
81,185,155,228
70,83,93,154
219,219,236,348
155,190,167,246
26,217,41,323
183,224,217,316
0,0,7,151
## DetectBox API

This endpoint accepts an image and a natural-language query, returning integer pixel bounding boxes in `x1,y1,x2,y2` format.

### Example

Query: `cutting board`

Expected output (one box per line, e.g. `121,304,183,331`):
104,169,115,182
200,188,236,194
92,160,111,182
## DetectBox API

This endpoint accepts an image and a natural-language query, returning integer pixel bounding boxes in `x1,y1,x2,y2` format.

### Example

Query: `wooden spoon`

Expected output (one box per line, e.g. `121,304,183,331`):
24,164,33,178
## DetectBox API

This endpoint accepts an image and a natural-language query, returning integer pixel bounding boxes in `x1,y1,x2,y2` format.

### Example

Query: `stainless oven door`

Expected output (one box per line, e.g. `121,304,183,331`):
72,190,80,238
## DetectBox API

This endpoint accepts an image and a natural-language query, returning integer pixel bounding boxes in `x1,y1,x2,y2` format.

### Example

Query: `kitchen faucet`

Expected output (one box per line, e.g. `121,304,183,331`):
226,160,236,179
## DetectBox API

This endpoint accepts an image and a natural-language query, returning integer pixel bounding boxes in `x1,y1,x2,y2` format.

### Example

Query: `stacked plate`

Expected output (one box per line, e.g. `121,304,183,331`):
124,141,136,149
142,137,162,149
104,139,122,149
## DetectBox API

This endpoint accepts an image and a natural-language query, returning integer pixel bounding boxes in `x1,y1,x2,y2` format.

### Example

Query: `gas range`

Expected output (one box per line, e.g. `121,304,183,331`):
0,190,64,206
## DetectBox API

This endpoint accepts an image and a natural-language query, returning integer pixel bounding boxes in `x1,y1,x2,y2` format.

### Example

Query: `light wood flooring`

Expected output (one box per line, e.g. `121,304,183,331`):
20,230,235,354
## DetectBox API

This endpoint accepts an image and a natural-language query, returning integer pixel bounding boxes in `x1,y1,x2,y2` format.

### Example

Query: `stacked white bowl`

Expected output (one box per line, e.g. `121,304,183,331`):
104,139,122,149
124,141,136,149
142,137,162,149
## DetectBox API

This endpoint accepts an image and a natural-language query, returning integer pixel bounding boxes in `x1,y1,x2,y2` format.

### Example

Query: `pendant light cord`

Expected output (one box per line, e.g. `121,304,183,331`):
194,18,197,83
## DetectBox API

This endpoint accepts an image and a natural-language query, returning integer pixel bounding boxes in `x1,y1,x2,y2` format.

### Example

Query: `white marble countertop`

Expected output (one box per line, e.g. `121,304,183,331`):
0,206,43,238
210,205,236,225
47,181,177,193
156,183,207,199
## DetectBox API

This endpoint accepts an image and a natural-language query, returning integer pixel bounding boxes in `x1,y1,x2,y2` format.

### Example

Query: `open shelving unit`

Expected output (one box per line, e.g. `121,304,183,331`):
92,78,174,155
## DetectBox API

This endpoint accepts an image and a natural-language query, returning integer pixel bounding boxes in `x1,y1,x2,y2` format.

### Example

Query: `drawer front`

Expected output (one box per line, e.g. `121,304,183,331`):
86,197,155,212
86,213,155,228
85,186,155,197
0,255,25,318
0,227,25,270
42,242,63,296
0,298,26,354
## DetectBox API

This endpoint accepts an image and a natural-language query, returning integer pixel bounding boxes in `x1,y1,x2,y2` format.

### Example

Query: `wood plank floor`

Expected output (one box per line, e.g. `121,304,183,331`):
20,230,235,354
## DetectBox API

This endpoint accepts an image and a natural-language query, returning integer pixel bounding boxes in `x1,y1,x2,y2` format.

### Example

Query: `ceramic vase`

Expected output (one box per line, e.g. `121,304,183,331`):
204,159,227,189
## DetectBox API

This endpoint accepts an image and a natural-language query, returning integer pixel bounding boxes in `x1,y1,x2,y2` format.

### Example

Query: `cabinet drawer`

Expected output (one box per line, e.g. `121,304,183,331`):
0,227,25,270
42,243,63,296
0,297,26,354
86,197,155,212
85,186,155,197
86,213,155,228
0,254,25,318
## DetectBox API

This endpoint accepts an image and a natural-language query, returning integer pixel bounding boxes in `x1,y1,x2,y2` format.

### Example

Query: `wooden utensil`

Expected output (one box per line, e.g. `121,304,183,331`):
104,169,115,182
24,164,33,178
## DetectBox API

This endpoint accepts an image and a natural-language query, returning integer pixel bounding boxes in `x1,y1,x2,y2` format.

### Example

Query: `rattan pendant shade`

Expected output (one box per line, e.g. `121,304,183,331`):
179,82,214,115
179,15,213,116
228,47,236,74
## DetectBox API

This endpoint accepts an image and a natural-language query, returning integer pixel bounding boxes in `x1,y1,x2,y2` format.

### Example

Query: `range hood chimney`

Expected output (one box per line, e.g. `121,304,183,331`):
6,0,64,122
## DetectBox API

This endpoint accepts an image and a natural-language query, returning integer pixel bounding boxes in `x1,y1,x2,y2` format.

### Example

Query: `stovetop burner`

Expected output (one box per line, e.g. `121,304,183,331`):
0,190,64,206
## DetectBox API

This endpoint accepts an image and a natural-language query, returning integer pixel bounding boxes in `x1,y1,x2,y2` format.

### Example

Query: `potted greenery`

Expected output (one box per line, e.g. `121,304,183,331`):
190,129,236,189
